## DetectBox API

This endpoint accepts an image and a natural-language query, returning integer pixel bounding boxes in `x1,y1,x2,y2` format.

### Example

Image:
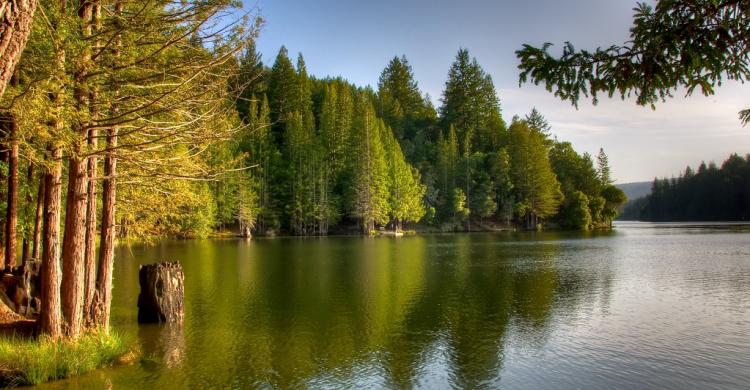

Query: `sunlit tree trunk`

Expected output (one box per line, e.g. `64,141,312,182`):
92,123,117,331
40,145,62,338
92,0,119,332
0,0,38,98
21,164,34,264
4,114,18,269
83,1,101,326
31,176,43,260
61,0,94,338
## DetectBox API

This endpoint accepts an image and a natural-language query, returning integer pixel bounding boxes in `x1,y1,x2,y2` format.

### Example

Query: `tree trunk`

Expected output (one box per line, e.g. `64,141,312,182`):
4,115,18,269
60,0,95,339
31,178,43,260
83,134,97,325
61,154,87,338
40,146,62,338
21,164,33,264
91,0,119,332
0,0,38,98
83,67,100,325
92,125,116,331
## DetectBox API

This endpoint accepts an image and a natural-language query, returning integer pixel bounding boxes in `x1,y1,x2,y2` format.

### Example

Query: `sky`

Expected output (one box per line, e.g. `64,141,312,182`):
244,0,749,183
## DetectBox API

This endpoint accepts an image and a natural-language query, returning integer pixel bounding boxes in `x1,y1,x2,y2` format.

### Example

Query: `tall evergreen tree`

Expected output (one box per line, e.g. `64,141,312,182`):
350,96,390,234
508,120,563,229
597,148,613,186
440,49,505,153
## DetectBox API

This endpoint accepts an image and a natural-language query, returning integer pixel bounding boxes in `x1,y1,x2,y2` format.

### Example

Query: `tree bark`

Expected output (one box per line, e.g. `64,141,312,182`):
83,1,101,327
4,115,18,269
60,0,95,339
0,0,38,98
21,164,33,264
31,176,43,260
92,125,116,330
61,154,87,337
40,146,62,338
83,130,98,323
91,0,118,332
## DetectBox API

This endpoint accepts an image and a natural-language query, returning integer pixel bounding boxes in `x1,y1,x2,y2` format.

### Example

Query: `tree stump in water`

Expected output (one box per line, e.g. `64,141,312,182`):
138,262,184,324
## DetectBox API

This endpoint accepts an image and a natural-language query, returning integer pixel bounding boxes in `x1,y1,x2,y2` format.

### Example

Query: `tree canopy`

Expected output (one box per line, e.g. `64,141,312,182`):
516,0,750,124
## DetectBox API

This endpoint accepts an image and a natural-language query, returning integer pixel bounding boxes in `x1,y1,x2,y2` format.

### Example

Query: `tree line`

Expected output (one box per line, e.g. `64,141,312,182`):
217,47,626,235
621,153,750,221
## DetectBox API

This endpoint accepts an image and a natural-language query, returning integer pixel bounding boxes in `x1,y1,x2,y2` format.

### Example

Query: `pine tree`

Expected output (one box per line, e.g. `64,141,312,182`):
268,46,300,137
233,41,267,124
382,122,426,230
440,49,505,153
525,107,551,136
597,148,613,186
509,120,563,229
350,97,389,234
377,56,432,144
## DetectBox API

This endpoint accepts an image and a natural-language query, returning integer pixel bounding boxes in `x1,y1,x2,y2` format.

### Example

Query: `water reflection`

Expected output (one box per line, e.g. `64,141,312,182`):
37,227,750,389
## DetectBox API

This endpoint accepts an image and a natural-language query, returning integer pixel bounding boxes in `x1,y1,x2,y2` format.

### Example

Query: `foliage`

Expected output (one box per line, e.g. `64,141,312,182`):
516,0,750,124
440,49,506,152
508,119,563,226
625,153,750,221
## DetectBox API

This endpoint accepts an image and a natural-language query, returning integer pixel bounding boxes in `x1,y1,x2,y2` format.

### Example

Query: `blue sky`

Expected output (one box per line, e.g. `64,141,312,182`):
245,0,749,183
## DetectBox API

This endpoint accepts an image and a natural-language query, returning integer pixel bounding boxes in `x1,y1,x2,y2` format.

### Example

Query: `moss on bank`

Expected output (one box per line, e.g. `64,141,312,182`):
0,332,133,387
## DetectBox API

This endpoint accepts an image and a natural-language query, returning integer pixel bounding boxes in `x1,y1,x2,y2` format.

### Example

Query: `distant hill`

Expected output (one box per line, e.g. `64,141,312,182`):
616,181,652,220
616,181,651,201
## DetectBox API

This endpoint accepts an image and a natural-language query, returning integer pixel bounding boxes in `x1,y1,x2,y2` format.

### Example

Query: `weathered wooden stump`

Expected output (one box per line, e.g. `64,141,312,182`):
138,262,184,324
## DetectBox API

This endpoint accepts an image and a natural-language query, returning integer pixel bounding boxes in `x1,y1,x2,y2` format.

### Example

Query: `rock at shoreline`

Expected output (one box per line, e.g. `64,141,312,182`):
137,262,184,324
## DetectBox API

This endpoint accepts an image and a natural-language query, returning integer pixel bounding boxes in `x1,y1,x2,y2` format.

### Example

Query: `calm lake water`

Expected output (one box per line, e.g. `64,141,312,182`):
40,222,750,389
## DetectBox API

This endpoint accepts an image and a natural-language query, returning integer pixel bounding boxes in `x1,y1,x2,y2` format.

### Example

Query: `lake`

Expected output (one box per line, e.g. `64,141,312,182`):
40,222,750,389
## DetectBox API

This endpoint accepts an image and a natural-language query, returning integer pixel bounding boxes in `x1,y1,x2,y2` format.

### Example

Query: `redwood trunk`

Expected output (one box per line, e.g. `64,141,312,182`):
91,0,118,331
31,178,43,260
40,146,62,338
92,126,116,330
61,155,87,338
60,0,95,338
5,115,18,269
21,165,34,263
83,0,102,328
83,139,98,323
0,0,39,98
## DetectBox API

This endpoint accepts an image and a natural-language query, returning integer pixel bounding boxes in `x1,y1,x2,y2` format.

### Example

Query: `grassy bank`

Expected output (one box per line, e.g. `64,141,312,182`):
0,332,133,386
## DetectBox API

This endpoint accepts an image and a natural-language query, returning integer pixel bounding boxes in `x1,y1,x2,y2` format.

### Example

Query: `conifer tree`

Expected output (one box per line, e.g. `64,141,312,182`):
440,49,505,153
382,123,426,230
597,148,613,186
377,55,434,152
508,120,563,229
350,97,389,234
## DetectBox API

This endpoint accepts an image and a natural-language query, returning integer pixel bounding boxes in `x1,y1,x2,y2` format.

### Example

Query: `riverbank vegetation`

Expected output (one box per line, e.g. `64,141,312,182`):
0,0,258,345
621,153,750,221
0,331,128,386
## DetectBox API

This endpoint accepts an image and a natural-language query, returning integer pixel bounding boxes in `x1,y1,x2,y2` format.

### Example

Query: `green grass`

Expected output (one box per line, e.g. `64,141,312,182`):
0,331,132,386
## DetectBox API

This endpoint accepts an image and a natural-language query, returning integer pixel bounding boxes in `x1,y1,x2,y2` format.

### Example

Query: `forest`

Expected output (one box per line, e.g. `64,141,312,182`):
204,46,627,236
621,153,750,221
0,0,624,340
